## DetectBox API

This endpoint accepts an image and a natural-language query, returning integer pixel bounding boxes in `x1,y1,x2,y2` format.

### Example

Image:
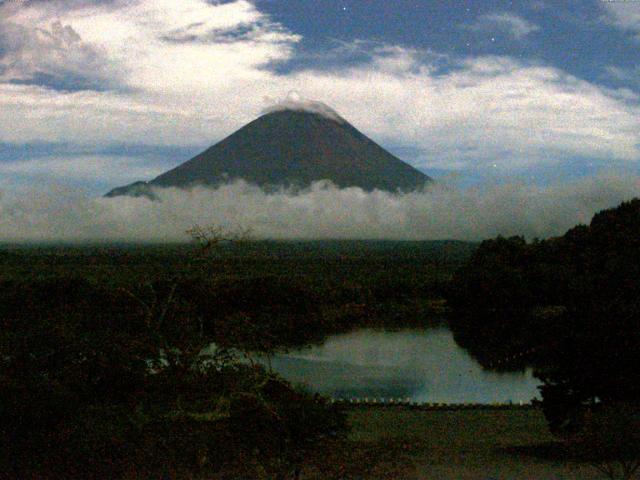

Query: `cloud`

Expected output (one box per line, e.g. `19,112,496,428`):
0,154,168,188
261,91,346,123
606,65,640,88
0,16,122,90
2,53,640,174
0,0,300,92
290,55,640,169
467,12,540,40
0,0,638,177
601,2,640,35
1,175,639,242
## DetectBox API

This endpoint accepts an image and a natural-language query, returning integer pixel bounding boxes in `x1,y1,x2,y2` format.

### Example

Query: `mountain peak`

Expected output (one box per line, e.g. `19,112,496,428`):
106,103,431,197
260,98,346,124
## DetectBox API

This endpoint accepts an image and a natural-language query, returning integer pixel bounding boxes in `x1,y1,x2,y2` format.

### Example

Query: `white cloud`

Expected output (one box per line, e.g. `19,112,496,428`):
0,155,168,187
467,12,540,40
0,175,639,242
606,65,640,89
0,0,639,178
602,2,640,34
289,55,640,169
0,1,125,86
0,18,120,90
261,91,346,123
50,0,300,94
0,83,229,146
0,0,299,92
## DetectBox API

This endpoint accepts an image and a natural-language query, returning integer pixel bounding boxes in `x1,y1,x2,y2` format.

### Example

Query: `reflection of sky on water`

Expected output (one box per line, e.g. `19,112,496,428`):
267,328,541,403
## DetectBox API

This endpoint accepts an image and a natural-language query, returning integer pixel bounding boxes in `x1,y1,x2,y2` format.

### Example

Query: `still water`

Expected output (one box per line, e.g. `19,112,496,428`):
266,328,541,404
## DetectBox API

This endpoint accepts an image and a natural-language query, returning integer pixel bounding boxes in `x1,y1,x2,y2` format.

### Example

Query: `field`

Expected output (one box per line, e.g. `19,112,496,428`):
322,406,603,479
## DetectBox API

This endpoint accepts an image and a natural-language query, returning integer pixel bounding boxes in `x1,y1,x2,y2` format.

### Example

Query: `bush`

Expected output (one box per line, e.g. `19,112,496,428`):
0,276,347,479
569,403,640,480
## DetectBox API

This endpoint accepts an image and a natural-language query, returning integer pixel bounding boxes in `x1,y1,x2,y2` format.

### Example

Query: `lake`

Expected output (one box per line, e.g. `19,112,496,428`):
266,328,541,404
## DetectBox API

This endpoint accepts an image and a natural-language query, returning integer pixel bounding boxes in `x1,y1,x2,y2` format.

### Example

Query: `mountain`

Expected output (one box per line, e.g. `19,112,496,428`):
105,105,431,197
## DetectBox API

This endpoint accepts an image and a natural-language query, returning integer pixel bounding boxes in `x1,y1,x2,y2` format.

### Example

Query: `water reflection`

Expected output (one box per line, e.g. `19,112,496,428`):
267,328,541,403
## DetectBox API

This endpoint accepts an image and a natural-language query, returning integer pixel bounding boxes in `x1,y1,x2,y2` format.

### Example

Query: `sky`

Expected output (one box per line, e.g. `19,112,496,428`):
1,0,639,194
1,0,640,243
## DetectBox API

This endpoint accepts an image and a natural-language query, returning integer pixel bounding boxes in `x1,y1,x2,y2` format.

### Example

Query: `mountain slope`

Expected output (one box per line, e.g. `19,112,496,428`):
106,107,431,197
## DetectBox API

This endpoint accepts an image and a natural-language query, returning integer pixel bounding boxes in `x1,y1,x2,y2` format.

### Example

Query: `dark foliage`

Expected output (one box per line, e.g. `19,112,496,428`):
568,402,640,480
0,240,470,477
0,274,347,478
448,198,640,435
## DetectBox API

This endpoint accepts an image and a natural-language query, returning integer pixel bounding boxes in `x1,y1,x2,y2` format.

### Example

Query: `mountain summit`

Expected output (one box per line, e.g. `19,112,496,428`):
105,105,431,197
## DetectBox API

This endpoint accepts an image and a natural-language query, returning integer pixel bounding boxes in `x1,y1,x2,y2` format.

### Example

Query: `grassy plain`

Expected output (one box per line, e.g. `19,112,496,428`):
311,406,604,479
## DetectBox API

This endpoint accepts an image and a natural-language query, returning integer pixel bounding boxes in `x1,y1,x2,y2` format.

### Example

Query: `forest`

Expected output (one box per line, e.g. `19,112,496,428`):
0,239,468,478
448,199,640,479
2,201,640,478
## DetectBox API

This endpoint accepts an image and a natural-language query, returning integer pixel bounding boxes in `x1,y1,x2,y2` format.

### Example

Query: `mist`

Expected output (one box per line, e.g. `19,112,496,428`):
1,174,639,243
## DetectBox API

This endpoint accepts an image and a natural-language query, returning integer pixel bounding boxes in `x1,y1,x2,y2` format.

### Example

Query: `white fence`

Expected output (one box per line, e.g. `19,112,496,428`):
329,397,533,409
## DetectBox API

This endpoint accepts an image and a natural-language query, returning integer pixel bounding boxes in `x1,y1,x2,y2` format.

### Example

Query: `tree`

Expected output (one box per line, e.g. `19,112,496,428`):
570,403,640,480
447,199,640,437
0,225,347,479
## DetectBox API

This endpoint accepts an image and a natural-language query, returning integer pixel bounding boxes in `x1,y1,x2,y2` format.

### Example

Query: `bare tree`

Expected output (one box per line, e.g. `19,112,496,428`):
186,224,252,256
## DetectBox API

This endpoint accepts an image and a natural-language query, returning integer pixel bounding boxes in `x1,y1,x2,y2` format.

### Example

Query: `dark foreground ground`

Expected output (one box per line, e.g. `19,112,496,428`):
306,406,603,480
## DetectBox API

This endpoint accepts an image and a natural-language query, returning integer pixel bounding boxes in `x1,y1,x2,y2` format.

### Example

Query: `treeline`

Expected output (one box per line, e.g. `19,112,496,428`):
448,198,640,434
0,241,463,338
0,240,468,478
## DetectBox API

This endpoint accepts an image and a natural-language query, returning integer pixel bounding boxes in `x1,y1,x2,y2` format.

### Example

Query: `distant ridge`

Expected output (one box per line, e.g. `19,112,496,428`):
105,104,431,197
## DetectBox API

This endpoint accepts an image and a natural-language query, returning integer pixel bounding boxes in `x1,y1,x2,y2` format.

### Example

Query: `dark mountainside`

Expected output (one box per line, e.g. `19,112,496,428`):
105,108,431,197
